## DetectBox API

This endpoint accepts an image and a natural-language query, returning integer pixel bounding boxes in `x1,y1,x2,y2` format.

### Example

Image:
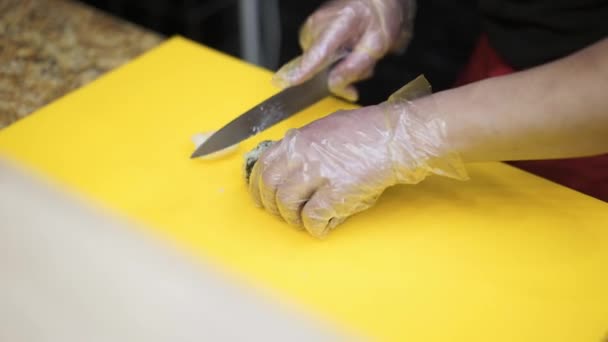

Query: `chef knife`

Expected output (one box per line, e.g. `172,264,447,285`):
190,65,333,159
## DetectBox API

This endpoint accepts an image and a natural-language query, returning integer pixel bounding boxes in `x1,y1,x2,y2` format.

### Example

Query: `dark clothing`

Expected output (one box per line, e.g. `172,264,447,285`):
479,0,608,69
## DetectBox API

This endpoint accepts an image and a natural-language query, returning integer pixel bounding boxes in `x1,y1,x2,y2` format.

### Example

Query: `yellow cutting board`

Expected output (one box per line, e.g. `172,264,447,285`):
1,36,607,341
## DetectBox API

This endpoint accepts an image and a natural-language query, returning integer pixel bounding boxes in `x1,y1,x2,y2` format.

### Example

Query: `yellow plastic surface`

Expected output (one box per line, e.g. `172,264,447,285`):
1,36,607,341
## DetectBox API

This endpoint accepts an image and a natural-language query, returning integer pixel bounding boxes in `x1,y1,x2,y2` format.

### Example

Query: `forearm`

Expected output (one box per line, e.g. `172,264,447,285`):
427,37,608,163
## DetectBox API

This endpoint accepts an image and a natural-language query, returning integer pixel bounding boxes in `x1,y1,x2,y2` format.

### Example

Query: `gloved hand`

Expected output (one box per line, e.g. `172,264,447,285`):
248,77,467,238
273,0,416,102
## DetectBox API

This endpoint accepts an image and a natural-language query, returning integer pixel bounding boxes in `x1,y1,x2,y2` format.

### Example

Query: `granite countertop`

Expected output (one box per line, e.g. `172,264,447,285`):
0,0,164,129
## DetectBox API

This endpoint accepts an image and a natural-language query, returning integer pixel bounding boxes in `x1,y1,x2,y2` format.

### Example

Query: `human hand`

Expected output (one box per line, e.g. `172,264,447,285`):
248,79,467,238
273,0,416,102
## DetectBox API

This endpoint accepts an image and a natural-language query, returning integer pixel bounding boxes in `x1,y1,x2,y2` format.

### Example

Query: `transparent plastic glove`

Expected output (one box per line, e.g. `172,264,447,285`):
248,76,467,238
273,0,416,102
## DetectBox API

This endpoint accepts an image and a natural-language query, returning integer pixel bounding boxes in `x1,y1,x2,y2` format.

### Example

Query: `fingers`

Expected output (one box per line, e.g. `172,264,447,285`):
276,174,325,227
328,50,375,89
248,140,329,232
249,148,382,238
273,15,356,88
302,185,381,238
300,186,338,238
327,30,386,101
248,144,283,210
258,162,286,216
250,139,324,228
331,84,359,103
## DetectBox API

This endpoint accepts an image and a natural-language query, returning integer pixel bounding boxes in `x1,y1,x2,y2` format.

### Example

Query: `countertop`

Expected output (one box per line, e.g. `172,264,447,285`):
0,0,163,129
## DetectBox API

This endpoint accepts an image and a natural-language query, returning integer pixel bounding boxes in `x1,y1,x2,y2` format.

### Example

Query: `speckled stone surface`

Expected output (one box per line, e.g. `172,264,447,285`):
0,0,164,129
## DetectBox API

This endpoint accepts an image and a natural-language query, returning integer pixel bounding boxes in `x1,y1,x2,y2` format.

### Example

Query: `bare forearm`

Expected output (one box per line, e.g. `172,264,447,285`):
428,37,608,162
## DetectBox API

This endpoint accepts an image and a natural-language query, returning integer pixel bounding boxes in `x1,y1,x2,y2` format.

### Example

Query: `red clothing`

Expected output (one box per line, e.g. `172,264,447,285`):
454,34,608,202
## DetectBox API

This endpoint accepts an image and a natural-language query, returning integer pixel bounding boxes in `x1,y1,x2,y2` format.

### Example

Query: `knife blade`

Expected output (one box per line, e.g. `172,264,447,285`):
190,67,331,158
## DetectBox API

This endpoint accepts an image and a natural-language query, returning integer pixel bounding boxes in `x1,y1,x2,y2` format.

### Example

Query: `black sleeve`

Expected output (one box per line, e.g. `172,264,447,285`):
479,0,608,69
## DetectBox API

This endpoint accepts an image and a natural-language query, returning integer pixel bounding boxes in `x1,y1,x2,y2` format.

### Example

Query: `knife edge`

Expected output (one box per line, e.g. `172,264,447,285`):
190,70,331,159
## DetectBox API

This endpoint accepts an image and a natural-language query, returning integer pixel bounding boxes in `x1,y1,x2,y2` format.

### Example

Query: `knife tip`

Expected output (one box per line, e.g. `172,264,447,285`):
190,151,201,159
